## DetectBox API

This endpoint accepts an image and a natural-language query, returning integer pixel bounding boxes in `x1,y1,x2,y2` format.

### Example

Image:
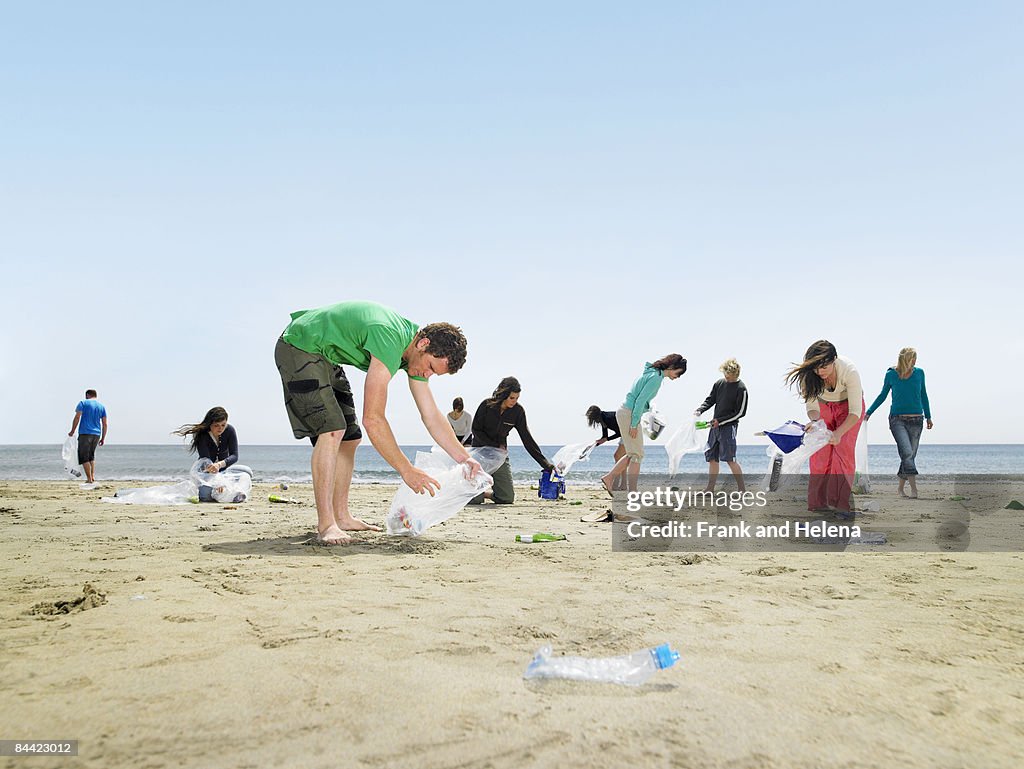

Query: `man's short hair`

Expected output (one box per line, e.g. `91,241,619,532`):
418,323,467,373
85,389,97,398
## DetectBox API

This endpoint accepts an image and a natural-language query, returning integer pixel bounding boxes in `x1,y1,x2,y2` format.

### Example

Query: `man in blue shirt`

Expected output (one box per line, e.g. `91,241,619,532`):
69,389,108,487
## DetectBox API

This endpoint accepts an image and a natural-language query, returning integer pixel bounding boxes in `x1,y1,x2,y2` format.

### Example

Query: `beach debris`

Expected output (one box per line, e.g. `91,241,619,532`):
279,482,289,491
514,532,567,543
1005,500,1024,510
268,495,302,504
524,643,680,686
859,500,881,512
30,584,108,617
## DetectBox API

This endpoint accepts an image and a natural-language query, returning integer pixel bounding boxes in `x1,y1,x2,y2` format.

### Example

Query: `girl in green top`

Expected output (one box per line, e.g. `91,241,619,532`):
601,354,687,495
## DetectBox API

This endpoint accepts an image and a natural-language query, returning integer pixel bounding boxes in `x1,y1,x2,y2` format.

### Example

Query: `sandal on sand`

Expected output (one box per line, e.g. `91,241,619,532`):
580,510,613,523
600,477,616,498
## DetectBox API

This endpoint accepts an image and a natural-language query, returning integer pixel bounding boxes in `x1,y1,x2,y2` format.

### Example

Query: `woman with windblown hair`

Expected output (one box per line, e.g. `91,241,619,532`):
865,347,933,498
786,341,864,515
173,406,239,474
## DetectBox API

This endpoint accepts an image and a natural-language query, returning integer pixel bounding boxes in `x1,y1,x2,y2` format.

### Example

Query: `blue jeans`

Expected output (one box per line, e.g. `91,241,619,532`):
889,415,924,478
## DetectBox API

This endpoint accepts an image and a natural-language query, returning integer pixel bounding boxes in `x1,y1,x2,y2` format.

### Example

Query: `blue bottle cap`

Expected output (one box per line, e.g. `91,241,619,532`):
652,643,681,670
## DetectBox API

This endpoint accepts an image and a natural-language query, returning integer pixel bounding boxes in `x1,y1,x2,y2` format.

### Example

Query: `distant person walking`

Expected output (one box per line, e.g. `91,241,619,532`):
68,389,107,487
275,300,478,545
865,347,933,498
695,358,748,493
786,340,863,515
447,397,473,445
601,354,688,494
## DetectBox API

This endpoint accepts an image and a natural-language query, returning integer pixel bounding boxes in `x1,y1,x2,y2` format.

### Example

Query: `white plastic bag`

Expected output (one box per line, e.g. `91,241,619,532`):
553,441,597,476
385,446,506,536
104,480,197,506
853,420,871,493
639,402,667,440
665,420,707,476
62,434,84,479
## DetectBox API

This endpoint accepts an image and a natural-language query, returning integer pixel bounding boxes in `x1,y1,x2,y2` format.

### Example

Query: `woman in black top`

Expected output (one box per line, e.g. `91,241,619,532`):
586,405,625,489
174,406,239,473
469,377,553,504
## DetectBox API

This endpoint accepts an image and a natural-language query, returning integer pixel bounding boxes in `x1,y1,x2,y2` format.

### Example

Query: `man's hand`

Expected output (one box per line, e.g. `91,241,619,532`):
462,457,482,479
630,426,638,439
68,431,74,437
402,467,441,496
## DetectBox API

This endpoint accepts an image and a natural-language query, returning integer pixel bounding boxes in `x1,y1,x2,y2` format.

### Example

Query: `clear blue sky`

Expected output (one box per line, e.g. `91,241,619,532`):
2,2,1021,446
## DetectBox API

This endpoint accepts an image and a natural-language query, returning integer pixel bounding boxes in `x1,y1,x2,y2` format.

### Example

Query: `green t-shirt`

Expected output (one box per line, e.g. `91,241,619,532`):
281,301,424,380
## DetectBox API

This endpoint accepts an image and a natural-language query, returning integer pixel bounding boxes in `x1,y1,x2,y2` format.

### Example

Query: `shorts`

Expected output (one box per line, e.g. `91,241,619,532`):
616,407,644,461
704,423,737,463
275,338,362,442
78,434,100,464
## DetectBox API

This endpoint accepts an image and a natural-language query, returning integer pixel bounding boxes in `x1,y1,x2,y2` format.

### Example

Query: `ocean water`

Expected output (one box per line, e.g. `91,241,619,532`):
1,443,1021,484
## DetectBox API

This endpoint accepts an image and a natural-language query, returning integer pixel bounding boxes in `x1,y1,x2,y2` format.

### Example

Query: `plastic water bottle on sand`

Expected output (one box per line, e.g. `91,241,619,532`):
524,643,680,686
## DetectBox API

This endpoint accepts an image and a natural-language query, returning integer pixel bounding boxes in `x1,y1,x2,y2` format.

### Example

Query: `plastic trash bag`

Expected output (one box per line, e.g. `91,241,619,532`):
191,460,253,503
385,446,506,536
553,441,597,476
104,461,254,505
853,420,871,493
665,420,707,477
62,434,83,479
761,420,832,491
640,402,667,440
104,480,197,506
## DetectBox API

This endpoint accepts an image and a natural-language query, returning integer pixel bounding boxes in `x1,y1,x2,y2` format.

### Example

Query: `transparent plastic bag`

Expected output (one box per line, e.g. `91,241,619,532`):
61,434,83,479
639,402,667,440
853,420,871,493
385,446,506,536
191,460,253,503
761,420,832,491
665,420,707,477
104,480,197,505
552,441,597,476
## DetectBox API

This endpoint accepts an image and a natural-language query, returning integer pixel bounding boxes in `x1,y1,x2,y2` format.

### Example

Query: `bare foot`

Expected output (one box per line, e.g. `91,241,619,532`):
908,478,918,499
316,524,353,545
898,478,907,498
336,515,382,532
600,476,615,498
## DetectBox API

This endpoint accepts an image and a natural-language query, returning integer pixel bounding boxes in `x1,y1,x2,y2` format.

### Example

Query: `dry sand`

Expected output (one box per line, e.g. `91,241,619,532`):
1,479,1022,769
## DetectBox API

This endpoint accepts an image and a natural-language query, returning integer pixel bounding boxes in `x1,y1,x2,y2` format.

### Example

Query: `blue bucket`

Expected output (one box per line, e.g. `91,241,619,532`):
538,469,565,500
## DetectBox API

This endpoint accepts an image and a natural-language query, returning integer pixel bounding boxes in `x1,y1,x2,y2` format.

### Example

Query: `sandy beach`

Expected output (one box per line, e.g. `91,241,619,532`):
1,479,1022,769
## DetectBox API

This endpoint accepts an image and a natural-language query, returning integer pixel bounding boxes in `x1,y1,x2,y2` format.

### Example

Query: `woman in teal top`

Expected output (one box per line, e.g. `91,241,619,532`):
601,354,687,495
865,347,933,498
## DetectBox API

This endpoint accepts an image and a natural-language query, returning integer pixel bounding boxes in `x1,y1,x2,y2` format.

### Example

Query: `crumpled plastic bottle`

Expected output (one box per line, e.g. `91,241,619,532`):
523,643,680,686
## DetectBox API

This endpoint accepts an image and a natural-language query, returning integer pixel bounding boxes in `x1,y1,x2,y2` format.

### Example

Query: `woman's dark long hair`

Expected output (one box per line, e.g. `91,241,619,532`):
651,353,687,373
485,377,521,407
173,406,228,454
586,405,603,428
785,340,838,401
